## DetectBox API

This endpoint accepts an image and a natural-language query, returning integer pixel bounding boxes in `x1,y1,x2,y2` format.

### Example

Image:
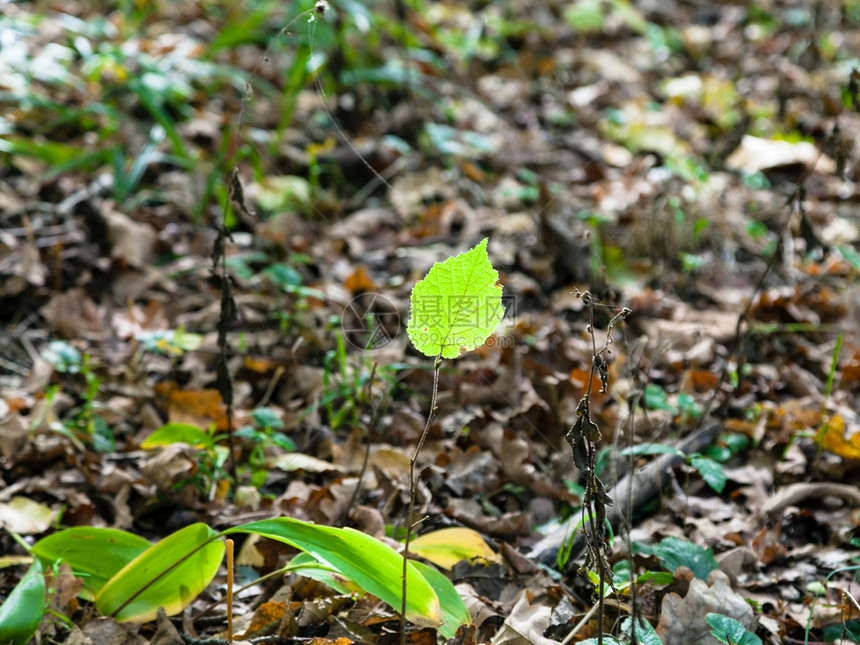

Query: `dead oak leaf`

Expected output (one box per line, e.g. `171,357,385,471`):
656,571,756,645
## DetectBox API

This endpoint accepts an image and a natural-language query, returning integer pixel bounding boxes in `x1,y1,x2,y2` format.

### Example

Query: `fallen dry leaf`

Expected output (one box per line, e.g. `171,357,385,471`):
489,591,557,645
0,495,58,534
657,571,756,645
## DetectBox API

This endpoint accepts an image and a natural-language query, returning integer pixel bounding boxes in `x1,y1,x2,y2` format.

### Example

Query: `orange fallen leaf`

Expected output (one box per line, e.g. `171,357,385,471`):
817,415,860,461
157,383,229,430
344,265,377,293
237,601,286,639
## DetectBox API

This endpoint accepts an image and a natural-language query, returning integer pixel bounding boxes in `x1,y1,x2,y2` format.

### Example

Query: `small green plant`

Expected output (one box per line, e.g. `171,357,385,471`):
141,423,231,492
134,327,203,357
579,616,663,645
41,341,113,453
633,536,719,581
613,441,729,493
0,516,469,643
236,407,296,486
402,237,504,641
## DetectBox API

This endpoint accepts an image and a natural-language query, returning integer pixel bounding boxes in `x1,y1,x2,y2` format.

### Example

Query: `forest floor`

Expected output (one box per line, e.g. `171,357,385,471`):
2,0,860,643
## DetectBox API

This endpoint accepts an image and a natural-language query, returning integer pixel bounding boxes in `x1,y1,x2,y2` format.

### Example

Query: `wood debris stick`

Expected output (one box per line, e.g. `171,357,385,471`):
755,482,860,521
529,421,722,571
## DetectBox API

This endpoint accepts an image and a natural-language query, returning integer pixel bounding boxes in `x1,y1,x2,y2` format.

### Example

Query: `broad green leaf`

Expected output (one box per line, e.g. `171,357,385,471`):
251,407,284,430
265,263,304,289
644,384,673,411
618,443,684,458
96,523,224,623
31,527,152,601
620,616,662,645
634,571,675,585
723,433,751,455
690,455,727,493
410,560,471,639
225,518,441,628
654,537,718,581
822,621,860,642
0,561,45,645
287,552,365,596
141,423,213,449
706,613,762,645
677,392,701,418
409,528,498,570
705,444,732,463
407,238,504,359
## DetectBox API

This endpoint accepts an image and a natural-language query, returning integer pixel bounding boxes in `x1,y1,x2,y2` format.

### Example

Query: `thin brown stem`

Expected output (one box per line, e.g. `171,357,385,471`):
226,539,234,643
570,291,630,645
401,354,442,645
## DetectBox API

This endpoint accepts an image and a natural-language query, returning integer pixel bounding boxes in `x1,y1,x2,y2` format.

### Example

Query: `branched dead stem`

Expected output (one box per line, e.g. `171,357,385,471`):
566,290,630,645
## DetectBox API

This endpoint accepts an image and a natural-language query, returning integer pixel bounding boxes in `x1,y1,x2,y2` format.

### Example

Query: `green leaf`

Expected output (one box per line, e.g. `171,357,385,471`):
644,384,673,411
141,423,213,449
634,571,675,585
564,0,605,33
706,613,762,645
287,552,365,596
0,561,45,645
677,392,701,418
270,432,297,451
252,407,284,430
96,523,224,622
225,518,441,628
407,238,504,359
265,263,304,289
31,528,152,601
723,432,751,455
619,616,662,645
0,137,88,165
822,620,860,642
41,340,82,374
618,443,684,458
705,444,732,462
654,537,718,581
409,560,471,639
690,455,728,493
